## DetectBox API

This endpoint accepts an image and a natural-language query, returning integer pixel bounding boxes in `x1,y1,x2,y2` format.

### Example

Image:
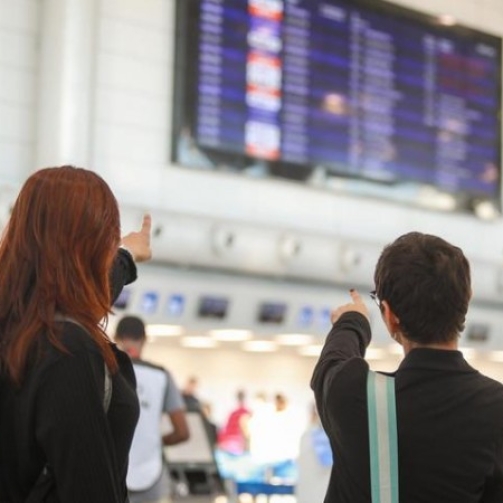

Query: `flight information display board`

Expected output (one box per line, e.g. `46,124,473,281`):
173,0,502,212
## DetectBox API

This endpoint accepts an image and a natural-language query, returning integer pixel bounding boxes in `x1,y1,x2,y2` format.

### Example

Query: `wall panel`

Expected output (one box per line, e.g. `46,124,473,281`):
0,0,39,178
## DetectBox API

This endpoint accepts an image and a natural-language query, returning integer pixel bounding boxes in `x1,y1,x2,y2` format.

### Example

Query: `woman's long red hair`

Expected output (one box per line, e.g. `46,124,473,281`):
0,166,120,385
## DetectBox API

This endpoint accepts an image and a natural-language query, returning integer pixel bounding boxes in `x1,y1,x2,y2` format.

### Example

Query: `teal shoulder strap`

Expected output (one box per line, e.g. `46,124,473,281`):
367,370,399,503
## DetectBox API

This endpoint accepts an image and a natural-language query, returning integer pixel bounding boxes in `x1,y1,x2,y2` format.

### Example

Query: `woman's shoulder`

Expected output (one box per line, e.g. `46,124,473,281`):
21,321,107,391
37,320,103,369
56,320,101,351
41,322,134,379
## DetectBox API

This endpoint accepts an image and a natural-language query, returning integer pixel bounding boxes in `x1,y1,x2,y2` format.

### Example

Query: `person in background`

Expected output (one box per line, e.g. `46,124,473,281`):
312,232,503,502
247,392,275,463
217,389,251,455
273,392,288,413
248,392,301,467
115,315,189,503
0,166,152,503
201,401,219,448
182,375,202,412
295,404,332,503
269,393,302,464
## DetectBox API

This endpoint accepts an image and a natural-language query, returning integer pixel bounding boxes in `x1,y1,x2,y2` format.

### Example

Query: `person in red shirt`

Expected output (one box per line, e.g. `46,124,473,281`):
218,390,251,455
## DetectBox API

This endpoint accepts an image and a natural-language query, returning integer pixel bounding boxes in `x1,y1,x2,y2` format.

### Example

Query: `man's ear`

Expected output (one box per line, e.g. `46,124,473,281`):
380,300,401,334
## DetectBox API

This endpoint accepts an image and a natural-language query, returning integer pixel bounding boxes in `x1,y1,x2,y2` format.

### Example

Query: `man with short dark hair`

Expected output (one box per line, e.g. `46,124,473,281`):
115,316,189,503
312,232,503,502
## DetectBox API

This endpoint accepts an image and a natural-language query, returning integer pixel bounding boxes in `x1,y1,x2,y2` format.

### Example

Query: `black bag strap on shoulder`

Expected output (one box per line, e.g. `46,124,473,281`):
53,314,113,412
26,316,113,503
54,314,113,411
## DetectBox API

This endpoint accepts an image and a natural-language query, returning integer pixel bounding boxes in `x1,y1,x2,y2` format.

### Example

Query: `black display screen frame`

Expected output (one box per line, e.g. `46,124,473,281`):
171,0,503,216
257,301,288,324
197,295,230,319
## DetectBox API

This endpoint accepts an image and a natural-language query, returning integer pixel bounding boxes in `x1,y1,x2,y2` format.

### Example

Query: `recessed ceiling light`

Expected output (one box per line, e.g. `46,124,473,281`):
242,340,278,352
146,324,184,337
298,344,323,357
387,343,403,356
438,14,456,26
418,189,457,211
459,347,477,359
275,333,314,346
181,336,218,349
489,351,503,362
209,329,253,341
366,348,386,360
473,200,499,221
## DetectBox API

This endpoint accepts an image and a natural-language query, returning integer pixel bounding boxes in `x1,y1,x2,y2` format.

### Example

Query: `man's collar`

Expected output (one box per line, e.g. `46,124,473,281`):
397,347,475,373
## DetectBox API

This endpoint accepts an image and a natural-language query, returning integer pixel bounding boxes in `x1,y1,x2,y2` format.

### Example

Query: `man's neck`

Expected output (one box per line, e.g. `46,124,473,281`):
117,342,143,359
126,348,142,359
403,339,458,355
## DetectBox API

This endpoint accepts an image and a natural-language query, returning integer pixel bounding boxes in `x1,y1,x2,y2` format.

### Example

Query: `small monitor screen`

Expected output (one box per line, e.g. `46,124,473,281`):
140,291,159,314
113,288,131,310
167,294,185,317
198,295,229,319
319,308,332,329
258,302,287,324
466,323,490,342
298,305,314,327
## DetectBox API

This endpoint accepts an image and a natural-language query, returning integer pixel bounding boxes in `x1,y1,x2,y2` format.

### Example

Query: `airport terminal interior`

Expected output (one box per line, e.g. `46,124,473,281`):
2,0,503,501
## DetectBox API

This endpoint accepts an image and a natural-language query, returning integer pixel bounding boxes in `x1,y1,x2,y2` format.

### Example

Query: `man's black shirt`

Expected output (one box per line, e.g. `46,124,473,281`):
311,312,503,503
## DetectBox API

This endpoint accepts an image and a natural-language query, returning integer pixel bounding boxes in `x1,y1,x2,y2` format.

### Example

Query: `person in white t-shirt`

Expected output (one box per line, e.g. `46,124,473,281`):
295,404,332,503
115,316,189,503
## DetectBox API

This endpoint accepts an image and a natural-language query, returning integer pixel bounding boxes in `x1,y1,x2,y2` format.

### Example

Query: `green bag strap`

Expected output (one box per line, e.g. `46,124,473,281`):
367,370,399,503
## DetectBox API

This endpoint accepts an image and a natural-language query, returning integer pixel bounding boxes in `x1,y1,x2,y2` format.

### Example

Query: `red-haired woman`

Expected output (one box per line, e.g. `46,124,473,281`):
0,166,152,503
